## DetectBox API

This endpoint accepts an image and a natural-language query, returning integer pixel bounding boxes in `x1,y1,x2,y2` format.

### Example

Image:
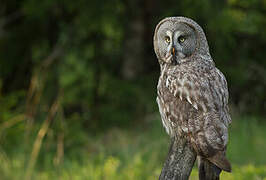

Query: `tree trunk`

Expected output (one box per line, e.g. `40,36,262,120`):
159,136,197,180
198,157,221,180
122,0,157,80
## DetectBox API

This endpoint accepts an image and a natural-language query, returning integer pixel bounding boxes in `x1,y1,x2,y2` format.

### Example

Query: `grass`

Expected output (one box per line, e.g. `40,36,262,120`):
0,115,266,179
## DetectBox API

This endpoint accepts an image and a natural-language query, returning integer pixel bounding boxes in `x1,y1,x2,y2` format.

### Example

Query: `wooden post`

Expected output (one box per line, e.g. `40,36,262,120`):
159,136,197,180
160,136,223,180
198,157,222,180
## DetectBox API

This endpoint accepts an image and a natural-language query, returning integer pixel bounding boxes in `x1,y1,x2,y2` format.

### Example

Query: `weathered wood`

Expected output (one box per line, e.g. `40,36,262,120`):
159,136,197,180
198,157,221,180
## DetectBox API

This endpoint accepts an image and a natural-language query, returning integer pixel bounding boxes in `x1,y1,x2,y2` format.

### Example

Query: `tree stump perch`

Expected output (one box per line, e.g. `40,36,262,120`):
159,136,222,180
159,136,196,180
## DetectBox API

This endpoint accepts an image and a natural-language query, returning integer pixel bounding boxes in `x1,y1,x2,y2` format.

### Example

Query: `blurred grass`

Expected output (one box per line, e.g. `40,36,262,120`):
0,115,266,180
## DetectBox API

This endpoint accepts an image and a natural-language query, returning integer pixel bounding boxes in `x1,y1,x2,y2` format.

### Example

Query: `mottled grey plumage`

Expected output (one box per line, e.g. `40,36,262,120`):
154,17,232,173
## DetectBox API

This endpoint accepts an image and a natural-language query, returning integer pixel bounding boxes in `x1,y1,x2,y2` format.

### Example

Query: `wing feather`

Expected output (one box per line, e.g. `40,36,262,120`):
165,68,231,126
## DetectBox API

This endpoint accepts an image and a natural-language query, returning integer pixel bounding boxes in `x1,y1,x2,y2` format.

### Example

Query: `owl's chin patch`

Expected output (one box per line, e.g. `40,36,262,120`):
163,54,185,65
162,55,179,65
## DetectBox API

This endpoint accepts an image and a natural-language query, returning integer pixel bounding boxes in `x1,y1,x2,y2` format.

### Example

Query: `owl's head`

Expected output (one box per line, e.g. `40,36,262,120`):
153,17,210,65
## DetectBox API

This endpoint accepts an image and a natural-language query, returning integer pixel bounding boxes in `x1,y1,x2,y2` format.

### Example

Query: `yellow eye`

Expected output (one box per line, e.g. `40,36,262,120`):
165,36,170,43
178,36,186,43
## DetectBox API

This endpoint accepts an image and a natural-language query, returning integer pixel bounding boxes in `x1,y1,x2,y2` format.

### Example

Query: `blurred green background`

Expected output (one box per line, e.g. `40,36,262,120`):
0,0,266,179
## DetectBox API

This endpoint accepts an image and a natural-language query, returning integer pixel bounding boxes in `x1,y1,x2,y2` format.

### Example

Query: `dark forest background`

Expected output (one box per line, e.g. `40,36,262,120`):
0,0,266,179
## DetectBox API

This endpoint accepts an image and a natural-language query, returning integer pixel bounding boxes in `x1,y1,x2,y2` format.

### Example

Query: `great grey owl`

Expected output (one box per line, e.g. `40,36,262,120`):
154,17,232,173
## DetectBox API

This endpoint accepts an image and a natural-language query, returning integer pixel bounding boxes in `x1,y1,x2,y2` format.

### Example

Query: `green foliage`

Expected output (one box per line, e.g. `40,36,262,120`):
0,0,266,179
1,0,266,133
0,116,266,179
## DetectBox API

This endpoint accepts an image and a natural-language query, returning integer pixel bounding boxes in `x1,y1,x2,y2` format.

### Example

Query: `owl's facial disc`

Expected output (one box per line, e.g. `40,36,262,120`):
163,30,187,65
159,23,197,65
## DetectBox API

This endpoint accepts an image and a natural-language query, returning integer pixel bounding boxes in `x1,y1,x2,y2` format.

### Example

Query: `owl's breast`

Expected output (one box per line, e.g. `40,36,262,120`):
157,74,194,136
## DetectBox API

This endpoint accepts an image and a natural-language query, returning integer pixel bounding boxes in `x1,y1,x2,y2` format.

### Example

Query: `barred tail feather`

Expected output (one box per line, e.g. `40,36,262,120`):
207,151,232,172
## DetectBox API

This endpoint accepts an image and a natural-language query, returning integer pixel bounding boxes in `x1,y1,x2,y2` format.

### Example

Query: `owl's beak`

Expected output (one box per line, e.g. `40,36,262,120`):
170,46,179,65
164,46,179,65
171,47,175,56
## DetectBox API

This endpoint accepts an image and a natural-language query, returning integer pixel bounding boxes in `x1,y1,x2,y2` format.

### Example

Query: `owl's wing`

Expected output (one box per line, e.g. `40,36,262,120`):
166,67,231,126
212,68,232,126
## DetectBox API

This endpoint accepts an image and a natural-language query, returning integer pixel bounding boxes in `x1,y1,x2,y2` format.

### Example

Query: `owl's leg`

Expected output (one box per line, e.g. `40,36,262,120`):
198,156,221,180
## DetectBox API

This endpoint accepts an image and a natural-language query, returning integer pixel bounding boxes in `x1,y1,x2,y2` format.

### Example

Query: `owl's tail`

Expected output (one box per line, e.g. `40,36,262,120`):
206,151,232,172
198,151,231,180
